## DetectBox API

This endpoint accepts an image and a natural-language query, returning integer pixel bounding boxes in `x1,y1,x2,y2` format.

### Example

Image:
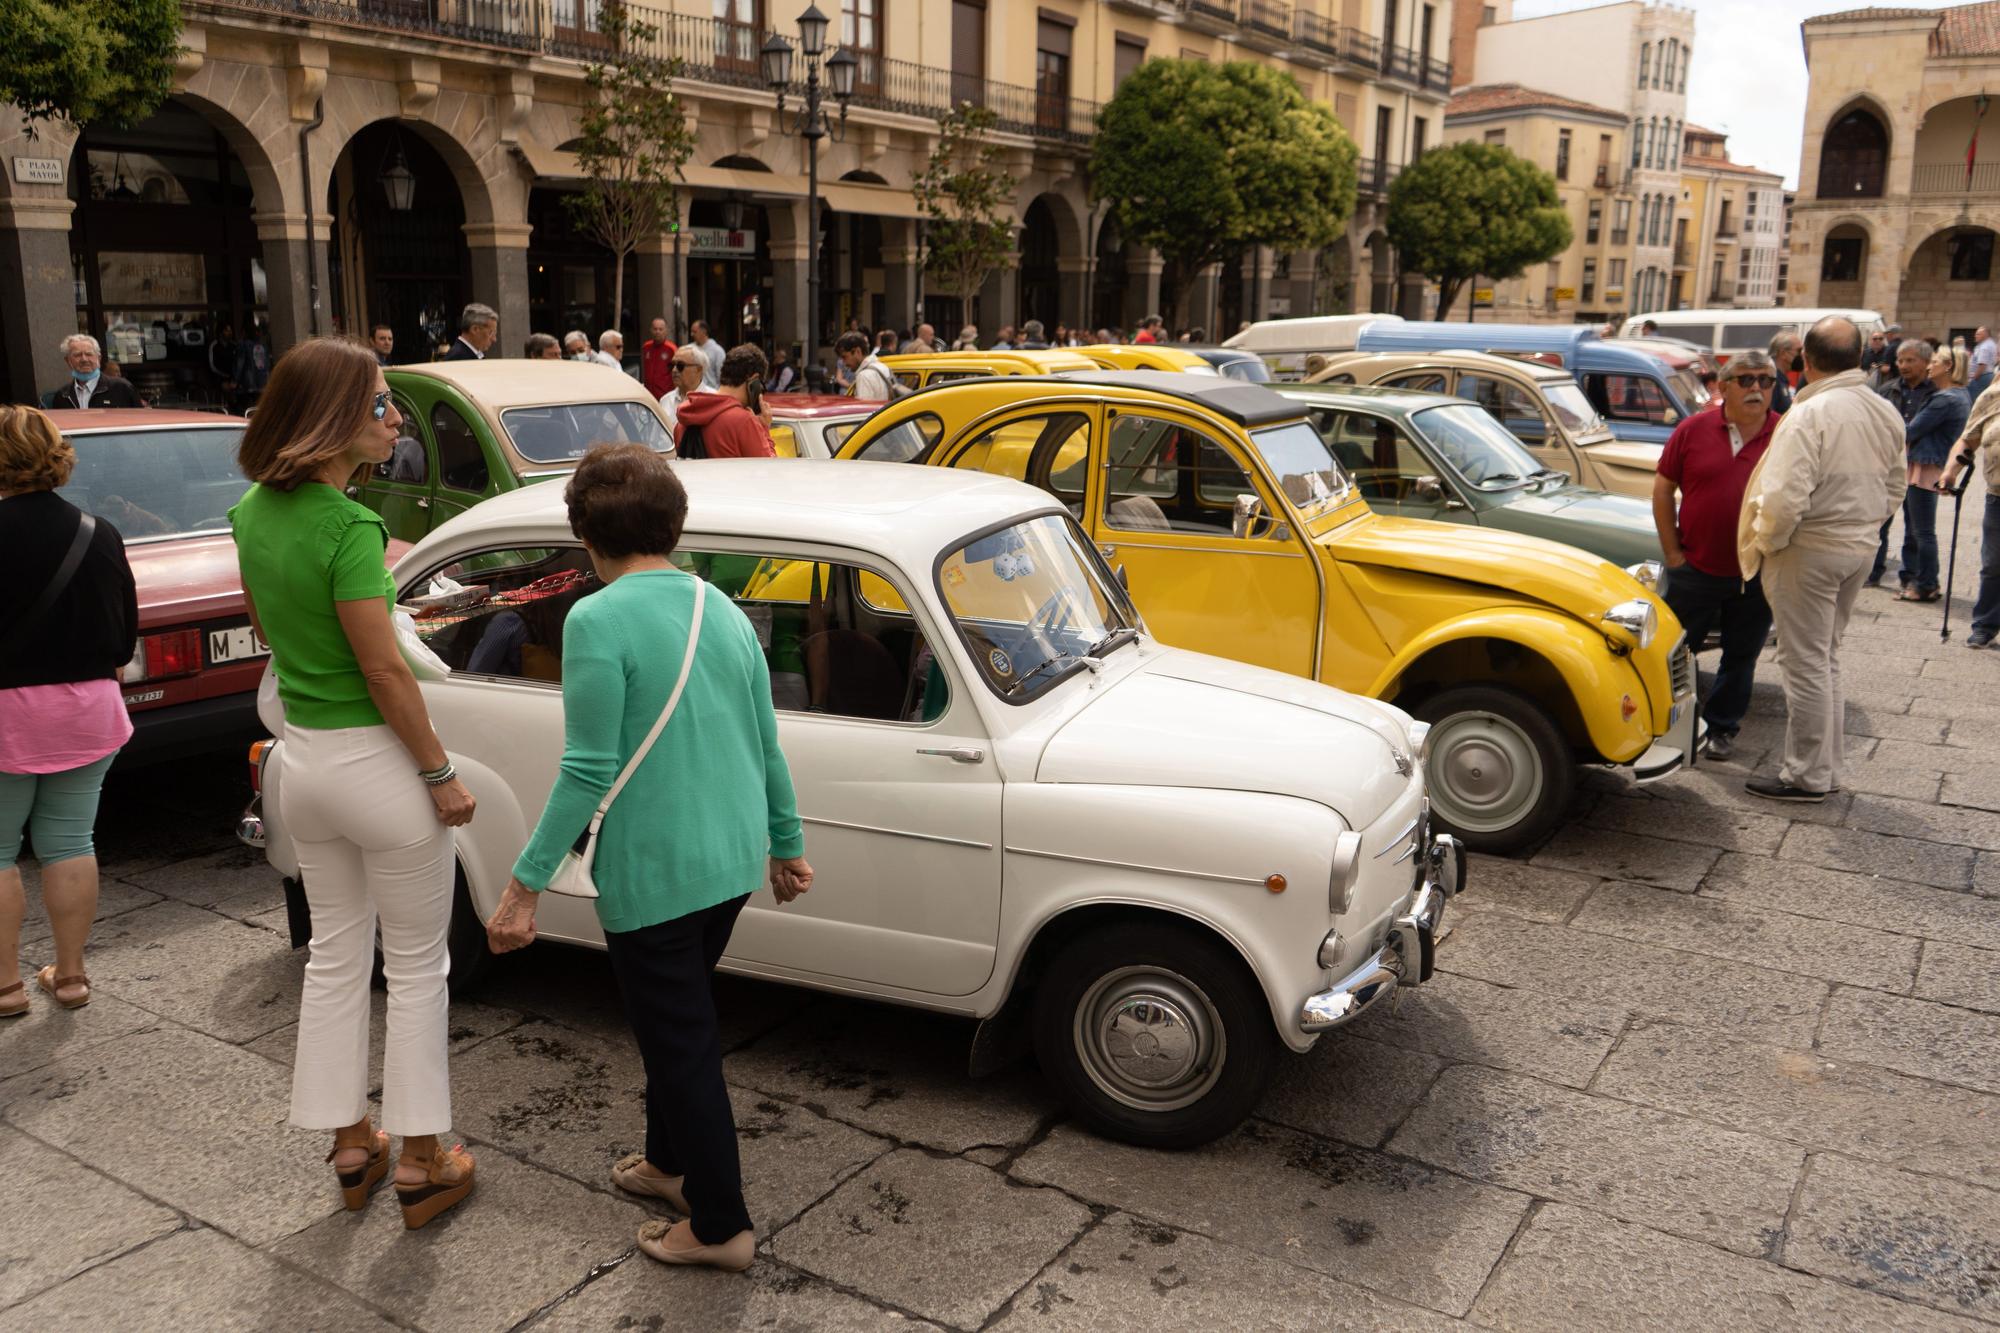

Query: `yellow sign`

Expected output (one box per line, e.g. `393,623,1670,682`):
1605,287,1625,299
1554,286,1576,301
1473,287,1494,302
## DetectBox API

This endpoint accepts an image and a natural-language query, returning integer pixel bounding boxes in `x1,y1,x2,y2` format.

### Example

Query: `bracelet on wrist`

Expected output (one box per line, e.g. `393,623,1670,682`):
418,761,452,780
421,764,457,787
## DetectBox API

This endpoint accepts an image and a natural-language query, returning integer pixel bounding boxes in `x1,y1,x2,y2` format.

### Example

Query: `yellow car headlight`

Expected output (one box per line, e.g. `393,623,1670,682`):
1601,598,1658,649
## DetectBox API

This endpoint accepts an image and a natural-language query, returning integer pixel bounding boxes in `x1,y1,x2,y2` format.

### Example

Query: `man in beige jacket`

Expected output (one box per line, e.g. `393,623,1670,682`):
1737,316,1907,800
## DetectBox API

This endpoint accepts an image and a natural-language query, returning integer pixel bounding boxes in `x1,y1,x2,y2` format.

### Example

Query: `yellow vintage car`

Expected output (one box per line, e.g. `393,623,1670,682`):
882,348,1098,390
835,370,1695,853
1075,344,1221,375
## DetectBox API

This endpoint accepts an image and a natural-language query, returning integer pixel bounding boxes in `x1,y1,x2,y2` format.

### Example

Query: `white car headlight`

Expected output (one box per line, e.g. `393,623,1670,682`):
1602,598,1658,649
1329,831,1363,914
1624,559,1663,590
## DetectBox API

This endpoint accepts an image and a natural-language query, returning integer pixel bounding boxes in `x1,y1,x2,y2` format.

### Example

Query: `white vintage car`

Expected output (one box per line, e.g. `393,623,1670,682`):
241,461,1461,1148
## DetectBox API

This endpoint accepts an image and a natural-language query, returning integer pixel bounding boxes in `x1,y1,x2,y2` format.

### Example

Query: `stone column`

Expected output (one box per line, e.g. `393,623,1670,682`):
1288,249,1319,317
978,254,1020,334
1124,248,1163,330
1058,255,1093,332
882,242,922,335
254,210,333,354
635,236,678,337
463,222,533,355
0,197,77,405
1249,246,1276,320
1186,263,1224,336
770,237,811,367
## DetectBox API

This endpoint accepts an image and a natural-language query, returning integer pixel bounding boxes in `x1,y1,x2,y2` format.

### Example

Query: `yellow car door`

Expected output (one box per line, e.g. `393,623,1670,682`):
1089,407,1321,677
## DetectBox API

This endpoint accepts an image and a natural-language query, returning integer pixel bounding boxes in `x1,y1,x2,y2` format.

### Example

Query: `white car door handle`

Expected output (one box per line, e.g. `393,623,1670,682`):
917,746,984,764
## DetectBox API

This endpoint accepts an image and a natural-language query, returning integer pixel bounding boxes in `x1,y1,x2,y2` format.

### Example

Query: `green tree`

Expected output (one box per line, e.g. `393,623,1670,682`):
912,102,1015,329
1386,141,1573,320
1092,60,1356,326
566,6,697,343
0,0,180,130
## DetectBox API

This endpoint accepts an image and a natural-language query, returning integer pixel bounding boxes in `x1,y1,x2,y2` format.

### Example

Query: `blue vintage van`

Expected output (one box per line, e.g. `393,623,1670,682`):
1355,321,1707,446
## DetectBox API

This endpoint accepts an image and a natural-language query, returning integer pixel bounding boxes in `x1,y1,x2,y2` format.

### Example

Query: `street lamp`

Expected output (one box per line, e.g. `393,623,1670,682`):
765,4,854,370
379,130,416,213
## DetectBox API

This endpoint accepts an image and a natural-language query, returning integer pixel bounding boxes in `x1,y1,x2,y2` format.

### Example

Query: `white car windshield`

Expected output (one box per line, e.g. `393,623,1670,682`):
938,514,1138,703
1543,381,1608,436
500,402,671,462
58,425,247,541
1412,404,1550,489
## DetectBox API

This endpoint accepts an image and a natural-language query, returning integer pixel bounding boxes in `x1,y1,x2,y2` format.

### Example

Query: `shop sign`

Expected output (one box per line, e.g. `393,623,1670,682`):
1554,286,1576,301
1473,287,1494,303
12,157,62,185
687,226,755,257
1605,286,1624,300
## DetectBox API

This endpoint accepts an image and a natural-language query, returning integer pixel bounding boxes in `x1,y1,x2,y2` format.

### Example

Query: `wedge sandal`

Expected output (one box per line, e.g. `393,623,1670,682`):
34,966,88,1009
0,980,25,1018
395,1143,475,1230
327,1128,391,1211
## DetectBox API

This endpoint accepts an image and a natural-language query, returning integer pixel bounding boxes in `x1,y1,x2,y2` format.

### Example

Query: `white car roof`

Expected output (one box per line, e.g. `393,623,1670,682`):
396,459,1064,577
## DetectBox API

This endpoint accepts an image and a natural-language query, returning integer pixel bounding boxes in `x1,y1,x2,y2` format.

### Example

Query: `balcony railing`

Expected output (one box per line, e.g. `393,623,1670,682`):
1188,0,1239,20
1912,162,2000,194
1357,156,1401,195
1241,0,1292,39
194,0,1099,142
1294,9,1341,52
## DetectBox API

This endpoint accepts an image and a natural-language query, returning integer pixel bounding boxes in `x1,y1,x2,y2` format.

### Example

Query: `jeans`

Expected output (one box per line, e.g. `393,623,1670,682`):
1870,514,1896,583
1974,493,2000,635
0,753,117,866
604,893,754,1244
1662,565,1772,736
281,723,456,1136
1900,484,1941,593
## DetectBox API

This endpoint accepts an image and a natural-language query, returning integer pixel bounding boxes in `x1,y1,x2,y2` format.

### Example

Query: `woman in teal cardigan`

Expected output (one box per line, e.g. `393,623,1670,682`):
486,443,812,1274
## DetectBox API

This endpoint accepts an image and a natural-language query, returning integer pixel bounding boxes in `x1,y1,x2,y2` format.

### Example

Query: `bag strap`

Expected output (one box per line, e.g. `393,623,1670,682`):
586,575,706,830
2,511,95,667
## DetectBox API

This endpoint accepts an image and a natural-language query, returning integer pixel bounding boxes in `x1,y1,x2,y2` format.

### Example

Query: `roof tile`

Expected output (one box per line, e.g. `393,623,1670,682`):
1445,82,1626,121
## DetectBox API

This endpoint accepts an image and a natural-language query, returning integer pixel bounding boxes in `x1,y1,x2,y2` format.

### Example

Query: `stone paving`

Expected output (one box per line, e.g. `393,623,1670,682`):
7,523,2000,1331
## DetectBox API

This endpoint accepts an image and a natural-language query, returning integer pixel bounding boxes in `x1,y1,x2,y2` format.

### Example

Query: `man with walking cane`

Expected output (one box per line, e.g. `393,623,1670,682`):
1938,380,2000,647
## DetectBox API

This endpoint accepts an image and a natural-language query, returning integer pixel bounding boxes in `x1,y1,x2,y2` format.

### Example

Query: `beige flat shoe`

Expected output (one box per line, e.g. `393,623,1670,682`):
637,1219,754,1273
611,1152,688,1212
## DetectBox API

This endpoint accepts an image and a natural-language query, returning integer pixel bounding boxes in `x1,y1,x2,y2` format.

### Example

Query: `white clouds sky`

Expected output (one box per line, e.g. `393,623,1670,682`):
1508,0,1960,188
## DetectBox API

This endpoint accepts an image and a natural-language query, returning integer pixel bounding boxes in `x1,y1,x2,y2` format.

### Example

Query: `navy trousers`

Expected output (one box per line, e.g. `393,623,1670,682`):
1662,564,1772,737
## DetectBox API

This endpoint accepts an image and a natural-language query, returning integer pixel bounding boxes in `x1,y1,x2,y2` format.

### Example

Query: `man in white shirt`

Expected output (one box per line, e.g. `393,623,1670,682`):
593,330,625,371
659,347,707,430
689,320,724,389
1738,316,1907,801
836,331,897,400
1972,324,1997,400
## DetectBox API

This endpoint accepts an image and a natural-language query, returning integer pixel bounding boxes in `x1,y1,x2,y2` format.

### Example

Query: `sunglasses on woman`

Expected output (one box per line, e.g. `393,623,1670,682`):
1729,375,1777,389
372,390,393,420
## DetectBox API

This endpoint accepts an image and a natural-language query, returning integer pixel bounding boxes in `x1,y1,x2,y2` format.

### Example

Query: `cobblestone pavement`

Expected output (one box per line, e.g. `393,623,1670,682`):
7,523,2000,1332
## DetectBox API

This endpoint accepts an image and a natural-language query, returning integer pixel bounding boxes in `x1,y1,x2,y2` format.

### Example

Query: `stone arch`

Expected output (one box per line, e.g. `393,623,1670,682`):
1897,223,2000,338
1913,95,2000,195
314,84,506,226
839,169,890,186
713,152,774,172
1817,101,1891,200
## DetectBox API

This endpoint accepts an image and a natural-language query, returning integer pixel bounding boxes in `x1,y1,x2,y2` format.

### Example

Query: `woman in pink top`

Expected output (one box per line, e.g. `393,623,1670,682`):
0,405,138,1016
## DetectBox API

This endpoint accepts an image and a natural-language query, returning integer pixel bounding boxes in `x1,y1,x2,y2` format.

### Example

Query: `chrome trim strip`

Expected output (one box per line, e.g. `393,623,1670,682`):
1373,816,1420,858
1006,845,1266,887
802,816,994,851
1091,540,1311,559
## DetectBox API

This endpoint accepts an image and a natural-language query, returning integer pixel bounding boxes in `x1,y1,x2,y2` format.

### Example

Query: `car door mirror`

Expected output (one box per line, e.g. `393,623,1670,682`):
1413,475,1444,502
1231,493,1290,541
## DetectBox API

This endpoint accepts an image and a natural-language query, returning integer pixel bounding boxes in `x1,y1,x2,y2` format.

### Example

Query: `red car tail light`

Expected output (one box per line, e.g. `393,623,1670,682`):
120,629,203,685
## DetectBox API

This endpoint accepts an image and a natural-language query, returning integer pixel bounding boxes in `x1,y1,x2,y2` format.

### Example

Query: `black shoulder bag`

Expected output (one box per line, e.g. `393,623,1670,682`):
1,512,97,669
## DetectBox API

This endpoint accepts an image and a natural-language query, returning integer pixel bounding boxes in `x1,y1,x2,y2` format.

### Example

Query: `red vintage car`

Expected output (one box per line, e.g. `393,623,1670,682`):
49,409,406,765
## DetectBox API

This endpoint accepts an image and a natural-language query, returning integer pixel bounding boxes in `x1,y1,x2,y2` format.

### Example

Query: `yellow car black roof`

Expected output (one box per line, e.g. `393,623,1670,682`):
906,369,1303,428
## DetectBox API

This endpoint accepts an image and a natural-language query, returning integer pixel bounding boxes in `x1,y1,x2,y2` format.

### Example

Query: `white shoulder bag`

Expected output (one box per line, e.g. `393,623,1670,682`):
545,577,706,899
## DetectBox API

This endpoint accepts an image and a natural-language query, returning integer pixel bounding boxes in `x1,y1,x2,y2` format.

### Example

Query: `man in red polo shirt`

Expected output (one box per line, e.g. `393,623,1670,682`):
1651,349,1781,762
640,317,678,400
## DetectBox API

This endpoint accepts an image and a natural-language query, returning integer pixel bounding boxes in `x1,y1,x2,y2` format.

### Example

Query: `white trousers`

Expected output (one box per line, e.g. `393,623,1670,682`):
1761,544,1870,795
280,723,454,1135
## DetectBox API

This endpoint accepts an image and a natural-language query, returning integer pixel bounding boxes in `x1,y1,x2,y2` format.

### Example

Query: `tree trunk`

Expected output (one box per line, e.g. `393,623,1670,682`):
1434,275,1464,321
611,249,628,355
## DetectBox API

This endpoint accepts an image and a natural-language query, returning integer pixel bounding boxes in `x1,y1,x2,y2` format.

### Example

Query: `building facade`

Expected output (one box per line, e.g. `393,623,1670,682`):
1790,0,2000,338
1678,125,1784,309
1468,0,1694,315
0,0,1455,406
1442,83,1633,324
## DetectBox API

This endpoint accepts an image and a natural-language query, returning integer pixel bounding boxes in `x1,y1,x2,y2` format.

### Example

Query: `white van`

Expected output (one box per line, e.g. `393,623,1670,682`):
1617,308,1886,355
1223,314,1405,379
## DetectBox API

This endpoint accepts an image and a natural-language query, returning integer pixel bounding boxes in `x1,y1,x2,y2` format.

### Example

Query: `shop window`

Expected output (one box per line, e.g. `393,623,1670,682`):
431,401,490,494
1821,237,1864,282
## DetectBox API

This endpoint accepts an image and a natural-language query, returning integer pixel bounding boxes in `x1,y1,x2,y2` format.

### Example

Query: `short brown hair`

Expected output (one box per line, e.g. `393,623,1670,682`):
0,405,74,491
236,337,381,491
564,443,686,559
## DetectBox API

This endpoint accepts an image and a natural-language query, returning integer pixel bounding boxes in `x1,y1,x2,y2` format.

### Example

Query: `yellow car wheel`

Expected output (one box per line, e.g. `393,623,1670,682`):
1415,685,1576,856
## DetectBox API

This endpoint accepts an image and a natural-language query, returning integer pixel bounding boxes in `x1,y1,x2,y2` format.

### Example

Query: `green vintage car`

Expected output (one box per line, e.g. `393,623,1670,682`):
1272,383,1665,574
362,361,675,543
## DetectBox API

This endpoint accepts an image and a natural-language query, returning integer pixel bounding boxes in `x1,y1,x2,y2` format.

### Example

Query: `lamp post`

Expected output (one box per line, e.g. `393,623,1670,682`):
762,5,856,370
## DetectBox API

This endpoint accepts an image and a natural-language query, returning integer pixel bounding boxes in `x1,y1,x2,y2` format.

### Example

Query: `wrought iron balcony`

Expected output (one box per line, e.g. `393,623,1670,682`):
1241,0,1293,41
193,0,1100,144
1294,9,1342,54
1357,156,1401,196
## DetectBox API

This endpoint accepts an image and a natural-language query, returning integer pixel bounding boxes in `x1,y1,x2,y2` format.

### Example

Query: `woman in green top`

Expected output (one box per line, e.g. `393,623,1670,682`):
231,337,477,1230
485,444,812,1274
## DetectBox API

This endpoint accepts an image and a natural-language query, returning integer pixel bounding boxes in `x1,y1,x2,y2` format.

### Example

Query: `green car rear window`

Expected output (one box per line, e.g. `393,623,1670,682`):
500,402,672,463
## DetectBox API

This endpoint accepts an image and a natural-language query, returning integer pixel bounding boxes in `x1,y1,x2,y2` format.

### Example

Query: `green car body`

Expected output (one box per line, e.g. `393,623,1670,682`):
1274,383,1665,571
360,362,675,545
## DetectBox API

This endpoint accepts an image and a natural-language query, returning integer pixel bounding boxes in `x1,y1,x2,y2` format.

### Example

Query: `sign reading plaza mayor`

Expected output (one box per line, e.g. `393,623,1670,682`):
687,226,755,257
12,157,62,185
